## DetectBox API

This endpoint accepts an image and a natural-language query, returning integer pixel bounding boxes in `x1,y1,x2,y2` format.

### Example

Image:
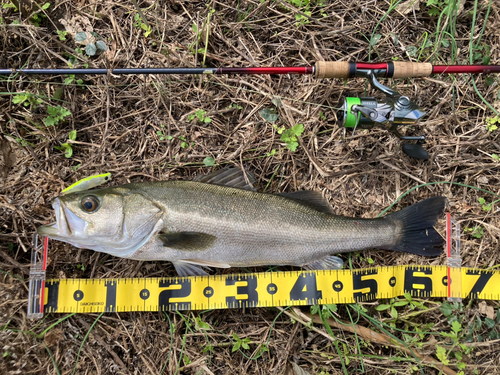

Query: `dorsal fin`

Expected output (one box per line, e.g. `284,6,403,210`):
278,191,334,214
193,166,256,190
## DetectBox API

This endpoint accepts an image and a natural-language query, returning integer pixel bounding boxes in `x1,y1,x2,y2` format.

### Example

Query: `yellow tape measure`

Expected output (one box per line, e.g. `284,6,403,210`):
42,266,500,313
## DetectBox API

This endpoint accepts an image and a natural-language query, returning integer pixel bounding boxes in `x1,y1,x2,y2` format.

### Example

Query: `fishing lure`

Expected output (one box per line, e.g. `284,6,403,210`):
61,173,112,195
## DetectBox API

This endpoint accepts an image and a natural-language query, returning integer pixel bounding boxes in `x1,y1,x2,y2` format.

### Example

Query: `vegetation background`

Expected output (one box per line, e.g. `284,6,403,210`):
1,0,499,374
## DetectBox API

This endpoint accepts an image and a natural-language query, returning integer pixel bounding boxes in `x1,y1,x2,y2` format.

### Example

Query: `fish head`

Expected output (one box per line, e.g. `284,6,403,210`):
37,187,163,257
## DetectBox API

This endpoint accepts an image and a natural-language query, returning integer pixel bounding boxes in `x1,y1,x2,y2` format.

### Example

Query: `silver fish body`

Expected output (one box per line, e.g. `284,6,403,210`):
126,181,397,263
38,171,446,276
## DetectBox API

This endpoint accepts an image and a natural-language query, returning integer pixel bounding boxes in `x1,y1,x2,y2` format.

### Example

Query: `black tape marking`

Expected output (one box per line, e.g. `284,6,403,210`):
73,290,84,302
267,283,278,295
389,276,396,287
140,289,150,300
404,267,433,298
332,280,343,292
226,275,258,308
466,270,494,298
353,269,378,302
105,281,117,312
386,62,394,78
442,276,448,286
348,62,356,78
45,281,60,312
158,278,192,311
290,272,322,304
203,286,214,298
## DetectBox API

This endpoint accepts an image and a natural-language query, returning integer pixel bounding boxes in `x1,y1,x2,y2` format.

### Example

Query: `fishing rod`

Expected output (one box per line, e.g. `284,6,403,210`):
2,61,500,76
3,61,500,159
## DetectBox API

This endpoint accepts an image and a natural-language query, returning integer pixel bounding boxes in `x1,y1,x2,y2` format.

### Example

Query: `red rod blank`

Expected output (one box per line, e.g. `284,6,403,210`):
356,63,389,70
354,63,500,75
433,65,500,74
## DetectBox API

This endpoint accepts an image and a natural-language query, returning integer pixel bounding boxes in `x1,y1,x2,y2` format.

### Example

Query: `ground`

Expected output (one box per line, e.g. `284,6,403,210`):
1,0,500,374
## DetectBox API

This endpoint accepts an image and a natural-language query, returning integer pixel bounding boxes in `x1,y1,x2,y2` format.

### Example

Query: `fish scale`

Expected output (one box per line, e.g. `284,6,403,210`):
126,181,394,265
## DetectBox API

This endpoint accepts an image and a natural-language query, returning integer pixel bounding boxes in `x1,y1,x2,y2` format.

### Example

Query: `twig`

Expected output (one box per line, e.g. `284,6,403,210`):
298,137,332,177
77,317,128,372
277,307,349,345
297,309,457,375
379,159,426,185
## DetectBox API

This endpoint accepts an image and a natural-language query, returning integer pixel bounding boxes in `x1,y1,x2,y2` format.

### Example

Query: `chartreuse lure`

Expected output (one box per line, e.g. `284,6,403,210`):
61,173,112,195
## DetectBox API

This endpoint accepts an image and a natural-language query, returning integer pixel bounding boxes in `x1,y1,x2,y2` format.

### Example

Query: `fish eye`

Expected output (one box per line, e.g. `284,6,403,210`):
81,196,100,213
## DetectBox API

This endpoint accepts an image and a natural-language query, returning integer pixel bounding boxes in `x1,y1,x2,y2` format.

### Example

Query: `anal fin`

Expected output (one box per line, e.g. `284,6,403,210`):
302,255,344,271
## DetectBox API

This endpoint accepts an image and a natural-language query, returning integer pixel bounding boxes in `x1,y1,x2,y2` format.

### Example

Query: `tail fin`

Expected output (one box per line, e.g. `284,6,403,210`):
386,197,447,256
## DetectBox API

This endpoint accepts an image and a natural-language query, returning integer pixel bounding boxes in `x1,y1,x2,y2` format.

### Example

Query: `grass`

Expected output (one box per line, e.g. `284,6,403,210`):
1,0,500,374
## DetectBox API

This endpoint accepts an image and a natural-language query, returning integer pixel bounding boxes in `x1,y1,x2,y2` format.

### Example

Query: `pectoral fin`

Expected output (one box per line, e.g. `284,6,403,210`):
158,232,216,251
302,255,344,270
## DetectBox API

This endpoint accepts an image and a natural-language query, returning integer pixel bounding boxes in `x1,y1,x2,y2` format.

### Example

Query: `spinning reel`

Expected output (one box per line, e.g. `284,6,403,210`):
340,69,428,159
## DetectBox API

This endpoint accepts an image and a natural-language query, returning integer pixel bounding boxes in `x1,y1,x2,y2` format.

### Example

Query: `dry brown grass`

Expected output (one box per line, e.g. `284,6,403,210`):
1,0,500,374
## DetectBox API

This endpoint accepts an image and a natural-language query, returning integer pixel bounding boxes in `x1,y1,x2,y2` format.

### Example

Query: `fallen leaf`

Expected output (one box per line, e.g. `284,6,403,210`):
0,137,16,178
458,0,466,15
44,329,64,347
59,15,94,39
477,176,489,185
396,0,420,15
168,14,185,31
478,301,495,320
285,362,312,375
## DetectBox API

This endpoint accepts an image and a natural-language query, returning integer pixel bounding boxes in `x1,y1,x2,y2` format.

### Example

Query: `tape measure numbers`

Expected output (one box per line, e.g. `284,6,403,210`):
42,266,499,313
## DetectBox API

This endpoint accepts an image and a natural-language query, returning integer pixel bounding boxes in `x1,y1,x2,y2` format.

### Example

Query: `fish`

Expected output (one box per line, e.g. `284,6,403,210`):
37,167,447,277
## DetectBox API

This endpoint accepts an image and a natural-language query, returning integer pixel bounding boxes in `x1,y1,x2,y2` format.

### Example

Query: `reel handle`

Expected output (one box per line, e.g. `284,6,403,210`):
402,143,429,160
314,61,433,79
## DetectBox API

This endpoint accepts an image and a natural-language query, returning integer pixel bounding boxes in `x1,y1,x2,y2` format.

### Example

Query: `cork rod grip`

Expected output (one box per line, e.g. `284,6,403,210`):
392,62,433,78
314,61,351,78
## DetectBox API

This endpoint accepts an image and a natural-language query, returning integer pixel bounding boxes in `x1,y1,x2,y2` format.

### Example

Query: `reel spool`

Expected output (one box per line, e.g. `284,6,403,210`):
340,70,429,159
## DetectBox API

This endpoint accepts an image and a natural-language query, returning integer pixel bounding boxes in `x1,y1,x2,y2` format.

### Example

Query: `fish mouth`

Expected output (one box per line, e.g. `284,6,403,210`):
37,221,62,237
37,198,81,239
